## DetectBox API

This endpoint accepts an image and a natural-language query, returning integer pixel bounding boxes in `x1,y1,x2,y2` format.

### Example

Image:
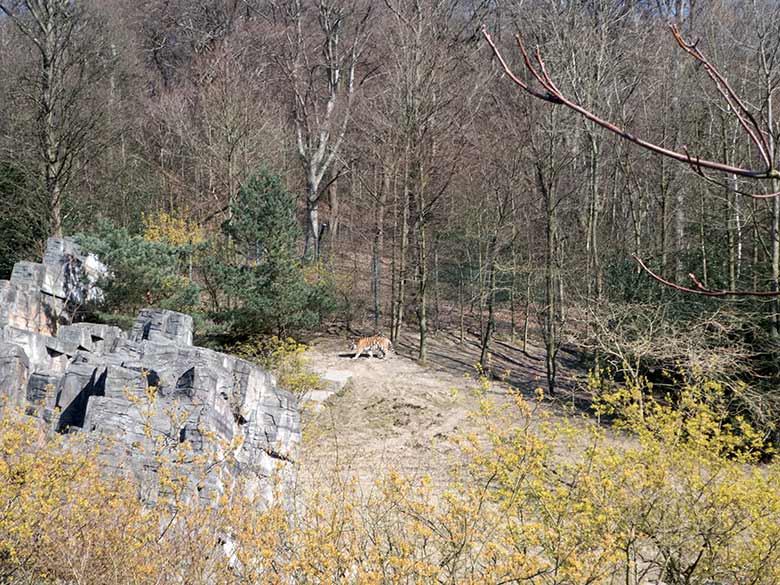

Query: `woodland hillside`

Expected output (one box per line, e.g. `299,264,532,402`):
4,0,780,420
3,0,780,418
5,1,780,583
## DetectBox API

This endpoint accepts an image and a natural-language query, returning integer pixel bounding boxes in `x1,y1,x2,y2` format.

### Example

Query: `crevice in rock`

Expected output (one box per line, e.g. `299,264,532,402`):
175,367,195,397
144,369,160,389
46,347,64,359
57,368,107,432
261,446,295,463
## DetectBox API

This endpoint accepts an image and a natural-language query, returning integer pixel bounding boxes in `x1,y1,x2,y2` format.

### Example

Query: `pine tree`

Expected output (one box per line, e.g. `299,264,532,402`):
217,170,325,334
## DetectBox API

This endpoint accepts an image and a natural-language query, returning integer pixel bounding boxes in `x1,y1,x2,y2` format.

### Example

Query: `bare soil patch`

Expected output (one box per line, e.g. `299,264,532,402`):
298,330,590,486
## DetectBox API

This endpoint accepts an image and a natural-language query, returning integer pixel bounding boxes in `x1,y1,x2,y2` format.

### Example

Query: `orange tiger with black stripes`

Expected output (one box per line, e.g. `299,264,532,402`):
350,335,394,359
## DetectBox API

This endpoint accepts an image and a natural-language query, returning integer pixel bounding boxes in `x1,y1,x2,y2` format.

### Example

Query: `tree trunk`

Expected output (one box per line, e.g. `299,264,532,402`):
433,242,440,333
390,173,398,338
417,220,428,364
480,235,498,370
372,171,387,330
43,14,62,237
767,54,780,339
659,160,669,283
305,192,320,260
674,186,686,283
391,147,410,343
510,264,517,343
477,220,485,341
459,267,465,344
545,204,557,396
753,199,760,292
772,178,780,339
330,177,341,244
416,158,428,364
699,191,708,287
510,196,518,342
523,270,531,354
728,185,737,291
586,133,602,300
538,163,558,396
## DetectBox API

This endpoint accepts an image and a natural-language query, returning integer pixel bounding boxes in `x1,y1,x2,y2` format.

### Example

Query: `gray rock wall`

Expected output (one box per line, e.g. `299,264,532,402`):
0,237,105,336
0,238,300,506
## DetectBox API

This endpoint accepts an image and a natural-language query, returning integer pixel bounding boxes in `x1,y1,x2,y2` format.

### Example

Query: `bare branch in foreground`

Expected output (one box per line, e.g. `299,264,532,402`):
632,255,780,297
481,25,780,183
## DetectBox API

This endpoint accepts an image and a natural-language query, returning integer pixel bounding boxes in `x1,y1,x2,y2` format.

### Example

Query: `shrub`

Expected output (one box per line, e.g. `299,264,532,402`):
76,219,200,320
230,335,323,399
3,373,779,583
142,211,205,247
210,169,334,335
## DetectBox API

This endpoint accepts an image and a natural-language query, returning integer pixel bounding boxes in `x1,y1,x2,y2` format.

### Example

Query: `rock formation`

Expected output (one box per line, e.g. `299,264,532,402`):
0,238,300,505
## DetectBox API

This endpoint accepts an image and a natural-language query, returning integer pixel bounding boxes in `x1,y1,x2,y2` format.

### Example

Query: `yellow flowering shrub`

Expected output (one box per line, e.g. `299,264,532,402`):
231,336,323,398
1,372,780,584
142,211,205,247
274,374,780,584
0,410,159,583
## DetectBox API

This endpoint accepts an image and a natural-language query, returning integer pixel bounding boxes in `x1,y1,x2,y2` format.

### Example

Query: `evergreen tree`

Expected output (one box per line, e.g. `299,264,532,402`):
215,169,330,334
77,221,200,325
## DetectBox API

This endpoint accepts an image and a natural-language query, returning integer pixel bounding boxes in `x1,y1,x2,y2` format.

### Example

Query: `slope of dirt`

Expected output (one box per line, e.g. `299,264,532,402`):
298,331,588,487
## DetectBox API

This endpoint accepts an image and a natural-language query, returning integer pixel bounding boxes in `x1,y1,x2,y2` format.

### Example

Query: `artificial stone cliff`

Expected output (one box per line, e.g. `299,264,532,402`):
0,237,300,505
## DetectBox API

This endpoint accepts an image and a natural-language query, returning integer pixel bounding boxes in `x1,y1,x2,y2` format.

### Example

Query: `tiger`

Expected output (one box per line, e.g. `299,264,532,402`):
350,335,394,360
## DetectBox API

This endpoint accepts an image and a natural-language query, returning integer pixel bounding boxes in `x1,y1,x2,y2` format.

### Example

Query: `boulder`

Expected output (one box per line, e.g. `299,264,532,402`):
130,308,193,346
0,342,29,407
0,279,56,336
0,326,78,371
0,237,105,336
25,371,59,423
0,239,300,508
58,323,124,353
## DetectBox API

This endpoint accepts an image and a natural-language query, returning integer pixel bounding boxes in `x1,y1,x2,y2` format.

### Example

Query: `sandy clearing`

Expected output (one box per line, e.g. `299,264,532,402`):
297,331,591,487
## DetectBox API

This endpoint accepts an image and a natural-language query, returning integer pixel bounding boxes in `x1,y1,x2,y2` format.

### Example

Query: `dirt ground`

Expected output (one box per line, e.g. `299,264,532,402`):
297,330,589,487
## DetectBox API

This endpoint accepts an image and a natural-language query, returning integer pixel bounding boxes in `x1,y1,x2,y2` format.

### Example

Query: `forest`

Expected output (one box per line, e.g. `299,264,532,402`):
3,0,780,427
4,0,780,582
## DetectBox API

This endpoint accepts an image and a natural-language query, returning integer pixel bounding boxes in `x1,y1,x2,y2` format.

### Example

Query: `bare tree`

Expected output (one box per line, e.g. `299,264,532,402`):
140,31,284,219
0,0,111,237
483,8,780,343
382,0,483,363
271,0,372,260
461,88,528,369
